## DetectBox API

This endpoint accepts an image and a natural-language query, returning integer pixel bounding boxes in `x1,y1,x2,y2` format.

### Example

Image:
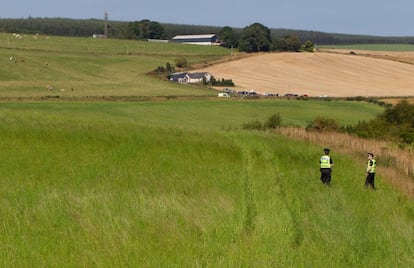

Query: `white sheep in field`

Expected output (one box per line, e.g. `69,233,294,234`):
46,85,53,91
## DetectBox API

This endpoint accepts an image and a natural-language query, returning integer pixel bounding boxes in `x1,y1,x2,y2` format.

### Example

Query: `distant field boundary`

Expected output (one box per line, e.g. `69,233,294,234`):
318,44,414,51
1,95,413,103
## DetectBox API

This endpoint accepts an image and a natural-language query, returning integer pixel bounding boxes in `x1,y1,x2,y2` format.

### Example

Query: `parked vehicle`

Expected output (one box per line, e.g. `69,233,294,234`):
284,93,298,97
223,88,236,94
218,93,230,98
264,93,279,97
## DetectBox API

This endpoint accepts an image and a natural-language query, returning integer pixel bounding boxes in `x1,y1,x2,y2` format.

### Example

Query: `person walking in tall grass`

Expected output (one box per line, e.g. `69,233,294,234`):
320,148,334,185
365,152,377,190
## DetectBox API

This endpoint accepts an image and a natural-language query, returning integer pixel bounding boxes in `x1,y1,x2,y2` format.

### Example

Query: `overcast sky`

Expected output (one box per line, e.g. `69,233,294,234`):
2,0,414,37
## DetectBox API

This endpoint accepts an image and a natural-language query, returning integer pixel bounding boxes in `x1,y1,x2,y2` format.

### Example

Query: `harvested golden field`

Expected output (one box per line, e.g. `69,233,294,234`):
195,51,414,97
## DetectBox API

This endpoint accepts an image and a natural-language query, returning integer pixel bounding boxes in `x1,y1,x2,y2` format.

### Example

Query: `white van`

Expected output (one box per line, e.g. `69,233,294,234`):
218,93,230,98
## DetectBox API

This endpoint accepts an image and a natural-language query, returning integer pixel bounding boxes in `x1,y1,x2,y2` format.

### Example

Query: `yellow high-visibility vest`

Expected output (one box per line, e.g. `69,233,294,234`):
367,159,376,173
320,156,331,168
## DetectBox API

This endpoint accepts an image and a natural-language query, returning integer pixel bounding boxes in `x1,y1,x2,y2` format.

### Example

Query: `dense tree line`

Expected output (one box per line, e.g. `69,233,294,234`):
0,17,127,37
220,23,306,52
1,17,414,45
126,19,166,40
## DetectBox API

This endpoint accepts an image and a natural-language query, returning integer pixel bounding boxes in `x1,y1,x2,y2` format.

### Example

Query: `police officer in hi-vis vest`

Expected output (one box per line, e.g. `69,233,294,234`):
365,152,376,189
320,148,334,185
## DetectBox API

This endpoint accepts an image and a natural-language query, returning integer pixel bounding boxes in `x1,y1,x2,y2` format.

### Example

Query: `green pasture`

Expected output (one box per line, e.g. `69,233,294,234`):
0,105,412,267
0,99,382,129
0,32,229,97
319,43,414,51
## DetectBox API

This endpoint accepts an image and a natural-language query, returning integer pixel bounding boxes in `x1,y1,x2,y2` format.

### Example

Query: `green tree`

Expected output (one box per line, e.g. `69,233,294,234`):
302,40,315,52
273,35,302,51
264,113,282,129
284,35,302,51
218,26,239,48
127,19,165,40
174,57,187,68
148,21,165,39
239,23,271,53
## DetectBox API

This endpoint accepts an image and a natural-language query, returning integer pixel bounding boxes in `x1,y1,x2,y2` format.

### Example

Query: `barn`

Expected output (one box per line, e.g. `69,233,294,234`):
171,34,219,45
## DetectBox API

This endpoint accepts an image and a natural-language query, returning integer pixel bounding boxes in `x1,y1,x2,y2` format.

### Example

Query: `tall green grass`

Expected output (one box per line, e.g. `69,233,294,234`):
0,99,383,130
0,102,412,267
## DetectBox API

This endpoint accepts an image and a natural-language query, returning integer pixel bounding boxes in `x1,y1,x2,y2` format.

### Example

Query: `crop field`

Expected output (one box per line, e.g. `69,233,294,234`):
194,50,414,97
0,34,413,266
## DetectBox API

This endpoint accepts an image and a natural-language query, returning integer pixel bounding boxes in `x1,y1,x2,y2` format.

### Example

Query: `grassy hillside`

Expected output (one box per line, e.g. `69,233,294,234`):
0,33,229,97
0,106,412,266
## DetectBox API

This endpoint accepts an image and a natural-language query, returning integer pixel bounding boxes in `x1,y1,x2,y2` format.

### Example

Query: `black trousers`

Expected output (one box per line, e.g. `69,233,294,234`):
365,173,375,189
320,168,332,184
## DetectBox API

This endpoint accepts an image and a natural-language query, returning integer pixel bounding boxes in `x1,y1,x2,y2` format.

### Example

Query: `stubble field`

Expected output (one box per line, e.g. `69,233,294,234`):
195,50,414,97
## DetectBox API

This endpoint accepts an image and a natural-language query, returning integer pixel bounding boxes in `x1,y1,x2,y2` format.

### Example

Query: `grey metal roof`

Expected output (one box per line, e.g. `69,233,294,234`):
172,34,216,40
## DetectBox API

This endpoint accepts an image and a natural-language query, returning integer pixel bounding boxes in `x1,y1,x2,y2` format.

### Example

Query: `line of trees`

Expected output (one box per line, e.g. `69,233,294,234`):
2,17,414,45
126,19,166,40
220,23,312,52
0,17,127,37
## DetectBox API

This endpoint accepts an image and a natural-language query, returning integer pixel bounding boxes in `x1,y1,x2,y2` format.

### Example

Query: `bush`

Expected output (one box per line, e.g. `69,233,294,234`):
155,62,174,75
242,120,263,130
264,113,282,129
242,113,283,131
174,57,188,68
345,100,414,145
306,116,339,132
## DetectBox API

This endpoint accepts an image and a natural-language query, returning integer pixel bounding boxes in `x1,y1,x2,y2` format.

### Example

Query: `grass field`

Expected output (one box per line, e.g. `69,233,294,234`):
0,33,229,97
0,99,383,129
0,34,413,266
0,105,412,266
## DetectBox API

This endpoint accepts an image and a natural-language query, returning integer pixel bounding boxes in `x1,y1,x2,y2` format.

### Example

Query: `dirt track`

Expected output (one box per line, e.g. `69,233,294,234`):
194,51,414,97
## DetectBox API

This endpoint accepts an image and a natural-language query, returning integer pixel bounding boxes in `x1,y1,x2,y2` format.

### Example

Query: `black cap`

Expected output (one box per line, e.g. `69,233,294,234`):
324,148,330,152
368,152,374,157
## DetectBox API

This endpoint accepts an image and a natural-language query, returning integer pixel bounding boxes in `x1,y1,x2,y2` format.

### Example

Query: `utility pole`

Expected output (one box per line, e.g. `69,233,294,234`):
104,11,109,38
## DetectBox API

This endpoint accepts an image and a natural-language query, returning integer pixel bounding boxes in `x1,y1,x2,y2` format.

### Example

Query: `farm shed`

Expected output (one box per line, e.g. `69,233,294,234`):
171,34,219,45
